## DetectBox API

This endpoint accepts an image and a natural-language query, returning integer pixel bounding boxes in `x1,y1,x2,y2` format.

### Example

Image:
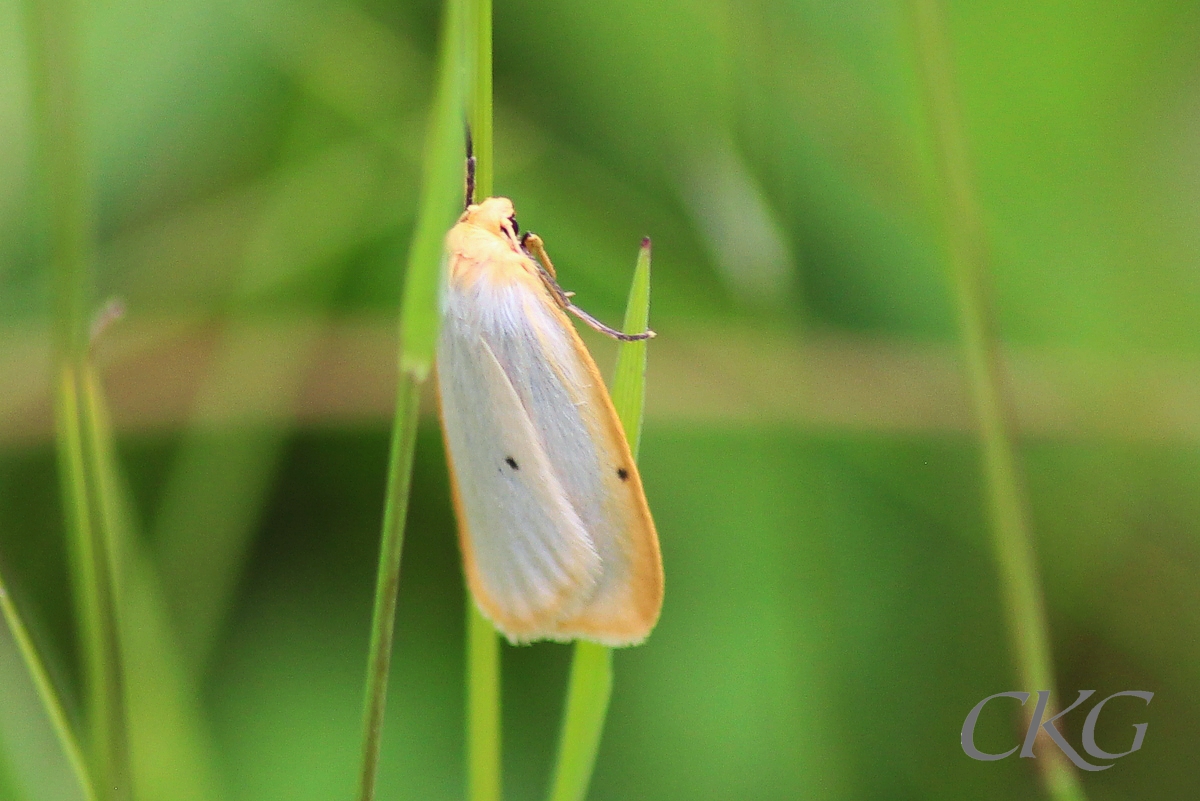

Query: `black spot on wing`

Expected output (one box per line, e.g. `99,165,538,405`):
505,456,519,470
617,468,629,481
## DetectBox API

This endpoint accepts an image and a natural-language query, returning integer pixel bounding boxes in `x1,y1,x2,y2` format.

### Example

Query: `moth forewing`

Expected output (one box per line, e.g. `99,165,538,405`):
439,327,600,633
436,197,663,646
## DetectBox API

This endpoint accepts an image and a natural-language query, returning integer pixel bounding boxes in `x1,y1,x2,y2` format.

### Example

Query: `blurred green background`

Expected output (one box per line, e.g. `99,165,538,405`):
2,0,1198,799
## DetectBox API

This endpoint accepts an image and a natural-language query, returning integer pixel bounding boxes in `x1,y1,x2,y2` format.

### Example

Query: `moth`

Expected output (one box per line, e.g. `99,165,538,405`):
437,183,663,646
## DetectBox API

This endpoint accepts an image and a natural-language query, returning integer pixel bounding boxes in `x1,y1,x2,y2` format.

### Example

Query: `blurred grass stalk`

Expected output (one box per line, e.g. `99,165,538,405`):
354,0,467,798
23,0,131,799
0,570,97,801
908,3,1088,800
464,1,502,801
547,240,652,801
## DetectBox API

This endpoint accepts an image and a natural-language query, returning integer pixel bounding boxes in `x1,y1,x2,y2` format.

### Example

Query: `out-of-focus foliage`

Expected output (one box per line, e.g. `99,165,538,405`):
2,0,1199,799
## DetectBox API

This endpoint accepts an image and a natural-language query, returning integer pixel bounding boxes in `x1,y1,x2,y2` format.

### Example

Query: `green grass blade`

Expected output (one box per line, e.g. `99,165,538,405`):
355,1,469,799
466,604,501,801
908,3,1087,800
0,572,98,801
24,0,132,797
356,377,421,801
79,369,223,801
546,642,613,801
464,2,503,801
396,0,469,379
610,239,653,451
547,239,652,801
71,370,132,801
51,286,132,801
23,0,89,360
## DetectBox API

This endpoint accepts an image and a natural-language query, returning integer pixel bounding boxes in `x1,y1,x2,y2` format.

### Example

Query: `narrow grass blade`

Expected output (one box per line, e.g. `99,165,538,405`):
546,642,612,801
908,3,1087,800
547,239,652,801
24,0,132,796
69,369,132,801
23,0,89,359
355,0,469,799
25,5,224,782
466,604,501,801
396,0,469,378
464,2,503,801
51,305,132,801
610,239,653,450
81,369,224,801
356,378,421,801
47,336,220,801
0,572,98,801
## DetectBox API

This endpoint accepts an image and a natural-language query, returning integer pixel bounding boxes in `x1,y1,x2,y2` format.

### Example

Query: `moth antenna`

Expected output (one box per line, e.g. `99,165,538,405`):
465,123,476,208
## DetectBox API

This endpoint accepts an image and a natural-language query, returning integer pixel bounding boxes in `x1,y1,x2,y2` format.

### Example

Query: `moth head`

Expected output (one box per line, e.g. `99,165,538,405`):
465,197,518,239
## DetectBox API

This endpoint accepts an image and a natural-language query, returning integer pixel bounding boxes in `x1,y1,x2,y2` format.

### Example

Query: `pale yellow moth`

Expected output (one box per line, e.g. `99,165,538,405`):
437,194,663,646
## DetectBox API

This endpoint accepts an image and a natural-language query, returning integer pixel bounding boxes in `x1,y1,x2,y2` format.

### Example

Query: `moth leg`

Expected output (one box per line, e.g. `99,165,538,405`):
523,233,572,309
522,233,655,342
522,232,558,281
568,303,656,342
